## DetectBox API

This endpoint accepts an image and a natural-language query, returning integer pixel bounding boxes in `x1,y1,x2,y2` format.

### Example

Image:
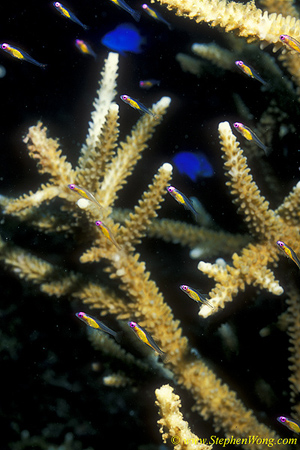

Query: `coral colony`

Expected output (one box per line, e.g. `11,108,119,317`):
3,0,300,449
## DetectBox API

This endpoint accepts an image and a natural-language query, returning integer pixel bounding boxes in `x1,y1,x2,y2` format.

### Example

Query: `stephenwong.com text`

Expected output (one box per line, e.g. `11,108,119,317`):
172,435,297,447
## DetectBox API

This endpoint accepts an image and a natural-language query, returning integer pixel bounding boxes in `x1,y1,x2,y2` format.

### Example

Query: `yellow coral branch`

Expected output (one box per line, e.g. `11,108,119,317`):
155,384,213,450
156,0,300,45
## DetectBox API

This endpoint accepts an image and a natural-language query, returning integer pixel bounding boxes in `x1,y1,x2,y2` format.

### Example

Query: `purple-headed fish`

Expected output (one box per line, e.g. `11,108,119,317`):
167,186,198,219
141,4,172,29
180,285,214,309
233,122,268,155
95,220,121,250
53,2,89,30
120,95,156,117
277,416,300,434
280,35,300,54
139,79,160,89
235,60,266,85
0,43,46,68
108,0,141,22
68,184,103,210
75,40,97,59
76,312,120,341
276,240,300,270
128,321,165,357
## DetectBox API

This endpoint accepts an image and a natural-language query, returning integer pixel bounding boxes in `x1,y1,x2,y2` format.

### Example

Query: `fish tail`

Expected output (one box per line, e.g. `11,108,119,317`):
131,10,141,21
114,331,123,343
160,352,169,363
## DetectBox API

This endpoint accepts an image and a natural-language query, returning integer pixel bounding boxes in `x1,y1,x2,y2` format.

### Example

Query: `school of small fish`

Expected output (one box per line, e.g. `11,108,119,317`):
2,0,300,436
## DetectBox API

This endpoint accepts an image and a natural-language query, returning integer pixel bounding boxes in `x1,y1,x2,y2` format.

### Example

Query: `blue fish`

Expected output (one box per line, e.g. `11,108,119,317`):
101,23,144,55
172,151,214,181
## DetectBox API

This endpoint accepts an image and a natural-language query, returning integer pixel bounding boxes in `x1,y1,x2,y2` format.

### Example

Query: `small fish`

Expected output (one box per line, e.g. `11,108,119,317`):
235,60,266,85
53,2,89,30
276,240,300,270
68,184,103,210
76,312,120,341
172,151,214,182
0,43,46,68
180,285,214,309
120,94,156,117
277,416,300,434
75,39,97,58
233,122,268,155
101,23,144,55
128,321,165,357
95,220,121,250
139,79,160,89
141,4,172,29
108,0,141,22
167,186,198,218
280,35,300,54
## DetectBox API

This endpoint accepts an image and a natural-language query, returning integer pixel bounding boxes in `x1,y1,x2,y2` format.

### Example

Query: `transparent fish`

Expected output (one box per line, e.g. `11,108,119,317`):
0,43,46,68
108,0,141,22
235,60,266,85
276,240,300,270
53,2,89,30
75,40,97,59
277,416,300,434
76,312,121,341
128,321,165,357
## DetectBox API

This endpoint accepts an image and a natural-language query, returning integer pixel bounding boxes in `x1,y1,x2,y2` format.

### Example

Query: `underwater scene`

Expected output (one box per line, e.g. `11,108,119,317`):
2,0,300,448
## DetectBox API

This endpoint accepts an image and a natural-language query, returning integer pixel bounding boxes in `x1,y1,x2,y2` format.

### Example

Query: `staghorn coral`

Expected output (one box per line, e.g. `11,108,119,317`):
3,1,300,449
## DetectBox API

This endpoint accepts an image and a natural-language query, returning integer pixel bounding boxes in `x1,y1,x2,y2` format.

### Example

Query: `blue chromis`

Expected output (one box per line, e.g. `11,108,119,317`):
276,240,300,270
277,416,300,434
101,23,144,55
75,40,97,59
53,2,89,30
76,312,120,341
68,184,103,210
172,151,214,182
235,60,266,85
280,35,300,53
167,186,198,219
128,321,165,357
108,0,141,22
180,285,214,309
233,122,268,155
120,95,156,117
141,4,172,29
95,220,121,250
0,43,47,68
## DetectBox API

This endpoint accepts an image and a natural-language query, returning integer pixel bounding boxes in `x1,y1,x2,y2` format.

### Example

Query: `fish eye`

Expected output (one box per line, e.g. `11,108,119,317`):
68,184,75,189
1,43,8,49
277,241,284,247
280,417,286,423
167,186,174,193
181,285,187,291
235,60,242,66
122,95,127,100
95,220,101,226
142,4,147,9
54,2,60,6
129,321,135,328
